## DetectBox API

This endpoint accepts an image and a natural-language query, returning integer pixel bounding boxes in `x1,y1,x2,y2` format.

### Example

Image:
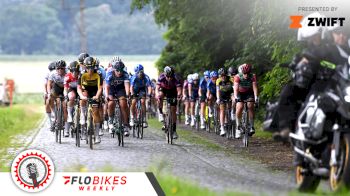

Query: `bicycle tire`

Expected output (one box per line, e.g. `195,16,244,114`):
75,106,80,147
58,100,63,144
88,109,93,150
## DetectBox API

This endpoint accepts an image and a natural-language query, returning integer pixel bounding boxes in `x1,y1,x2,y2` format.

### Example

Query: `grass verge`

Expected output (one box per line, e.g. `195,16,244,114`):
0,104,43,171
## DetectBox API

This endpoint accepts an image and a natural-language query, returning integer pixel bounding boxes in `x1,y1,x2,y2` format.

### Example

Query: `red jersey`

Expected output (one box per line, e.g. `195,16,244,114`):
64,72,78,89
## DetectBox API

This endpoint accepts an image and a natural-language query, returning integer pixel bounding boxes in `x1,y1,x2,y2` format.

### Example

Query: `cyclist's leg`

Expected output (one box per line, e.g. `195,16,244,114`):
130,93,137,126
219,100,226,136
235,97,244,138
184,97,190,125
157,89,165,122
91,102,101,143
140,92,147,127
46,91,55,130
67,89,76,123
200,93,206,129
246,92,256,134
107,94,116,132
119,97,130,136
190,97,195,127
79,91,88,140
169,92,178,139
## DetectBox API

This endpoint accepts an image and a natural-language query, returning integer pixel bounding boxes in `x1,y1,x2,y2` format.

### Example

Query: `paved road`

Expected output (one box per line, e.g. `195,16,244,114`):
28,120,296,195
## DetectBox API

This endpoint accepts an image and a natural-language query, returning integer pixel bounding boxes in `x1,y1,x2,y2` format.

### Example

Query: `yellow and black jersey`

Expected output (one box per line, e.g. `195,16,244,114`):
216,77,233,94
78,72,102,94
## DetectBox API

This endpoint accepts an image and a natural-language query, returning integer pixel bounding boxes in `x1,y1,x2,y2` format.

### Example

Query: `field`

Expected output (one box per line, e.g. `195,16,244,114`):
0,55,159,93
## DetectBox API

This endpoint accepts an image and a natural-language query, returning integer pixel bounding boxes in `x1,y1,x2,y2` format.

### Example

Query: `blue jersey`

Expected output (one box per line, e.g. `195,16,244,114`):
105,70,129,91
97,66,106,80
130,74,151,92
199,77,208,92
207,79,216,95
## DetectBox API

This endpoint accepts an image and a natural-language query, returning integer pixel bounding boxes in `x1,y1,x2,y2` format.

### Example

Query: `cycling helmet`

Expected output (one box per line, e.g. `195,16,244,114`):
78,52,89,63
95,58,100,66
56,60,66,68
69,61,80,72
228,66,238,76
84,56,96,69
164,66,174,77
192,73,199,80
218,68,227,76
204,70,210,77
187,74,192,81
134,64,144,73
112,56,122,62
210,71,218,78
48,61,56,71
241,63,252,74
112,60,125,71
297,12,324,41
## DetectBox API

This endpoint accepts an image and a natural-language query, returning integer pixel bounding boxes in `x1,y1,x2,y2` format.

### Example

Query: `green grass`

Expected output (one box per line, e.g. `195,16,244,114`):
0,104,43,171
13,93,43,104
148,118,222,151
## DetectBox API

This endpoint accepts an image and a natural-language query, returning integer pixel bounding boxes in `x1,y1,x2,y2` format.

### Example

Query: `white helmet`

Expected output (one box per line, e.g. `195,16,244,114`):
187,74,192,81
111,56,122,62
297,12,325,41
192,73,199,80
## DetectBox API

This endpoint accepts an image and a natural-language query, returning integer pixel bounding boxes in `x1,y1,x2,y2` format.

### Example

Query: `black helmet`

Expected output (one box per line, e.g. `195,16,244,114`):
78,52,89,63
164,66,174,77
69,61,80,72
228,66,238,76
84,56,96,69
218,68,227,76
56,60,66,68
48,61,56,71
112,60,125,71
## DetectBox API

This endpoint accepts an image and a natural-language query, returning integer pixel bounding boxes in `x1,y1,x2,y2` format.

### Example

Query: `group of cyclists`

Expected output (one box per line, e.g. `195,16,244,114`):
44,51,258,145
181,64,258,139
44,53,156,144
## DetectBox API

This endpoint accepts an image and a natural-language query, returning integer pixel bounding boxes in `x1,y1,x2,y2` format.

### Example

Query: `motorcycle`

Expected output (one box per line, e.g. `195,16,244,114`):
264,55,350,192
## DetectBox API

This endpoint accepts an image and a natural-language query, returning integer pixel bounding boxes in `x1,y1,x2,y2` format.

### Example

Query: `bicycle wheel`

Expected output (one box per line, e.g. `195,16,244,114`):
140,108,144,139
58,101,63,144
75,106,80,147
242,106,248,147
88,109,93,150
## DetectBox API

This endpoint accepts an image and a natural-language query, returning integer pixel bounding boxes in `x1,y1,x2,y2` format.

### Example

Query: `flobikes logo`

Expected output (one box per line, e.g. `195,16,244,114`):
62,175,127,191
11,149,55,193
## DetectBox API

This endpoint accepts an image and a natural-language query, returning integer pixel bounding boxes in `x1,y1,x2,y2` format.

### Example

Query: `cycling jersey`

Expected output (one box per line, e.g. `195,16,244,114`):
199,77,208,94
234,73,256,93
130,74,151,93
207,79,216,95
105,70,129,98
183,80,189,97
64,72,78,89
48,70,66,96
216,77,233,100
44,70,54,84
157,73,181,90
97,66,106,80
189,81,199,100
79,72,102,97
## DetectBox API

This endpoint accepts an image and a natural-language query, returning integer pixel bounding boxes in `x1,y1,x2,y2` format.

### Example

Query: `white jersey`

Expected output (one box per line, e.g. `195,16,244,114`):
48,70,66,88
44,70,54,84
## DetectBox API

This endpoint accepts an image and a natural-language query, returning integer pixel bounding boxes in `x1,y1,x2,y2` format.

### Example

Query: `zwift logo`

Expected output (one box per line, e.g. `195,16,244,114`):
290,15,345,29
63,175,127,191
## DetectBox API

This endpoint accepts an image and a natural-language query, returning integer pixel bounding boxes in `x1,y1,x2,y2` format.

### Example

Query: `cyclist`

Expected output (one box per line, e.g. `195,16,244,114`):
206,71,218,118
234,63,258,138
228,66,238,120
216,68,234,136
77,57,103,143
46,60,67,132
130,64,152,128
183,74,192,125
44,61,56,128
199,70,210,129
188,73,200,127
63,61,80,137
105,60,131,137
78,52,89,71
95,58,106,136
156,66,182,139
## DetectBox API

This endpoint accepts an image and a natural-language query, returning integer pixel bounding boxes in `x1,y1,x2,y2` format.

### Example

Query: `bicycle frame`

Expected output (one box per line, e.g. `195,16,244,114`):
110,98,125,147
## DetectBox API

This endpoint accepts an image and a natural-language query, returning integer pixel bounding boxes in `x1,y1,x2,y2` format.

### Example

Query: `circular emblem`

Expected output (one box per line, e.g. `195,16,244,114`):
11,149,55,192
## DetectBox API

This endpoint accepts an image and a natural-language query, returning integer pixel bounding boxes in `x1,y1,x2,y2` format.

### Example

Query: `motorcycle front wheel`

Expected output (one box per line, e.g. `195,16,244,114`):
295,165,320,192
330,133,350,191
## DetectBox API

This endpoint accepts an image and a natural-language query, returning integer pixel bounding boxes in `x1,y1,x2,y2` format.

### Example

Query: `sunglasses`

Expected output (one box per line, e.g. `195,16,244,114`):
56,67,65,70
